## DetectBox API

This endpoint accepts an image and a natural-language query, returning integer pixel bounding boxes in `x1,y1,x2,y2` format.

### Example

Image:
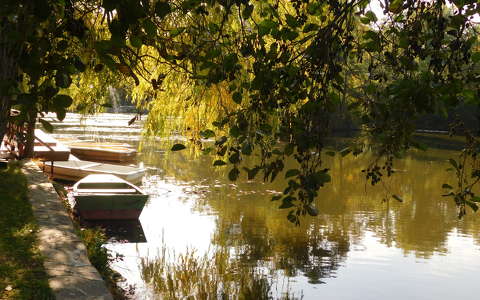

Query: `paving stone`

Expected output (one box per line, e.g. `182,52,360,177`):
23,161,113,300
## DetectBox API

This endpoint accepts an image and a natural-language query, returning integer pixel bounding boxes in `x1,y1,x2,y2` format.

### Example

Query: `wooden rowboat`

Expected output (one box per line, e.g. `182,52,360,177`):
71,174,149,220
42,160,145,184
67,142,136,163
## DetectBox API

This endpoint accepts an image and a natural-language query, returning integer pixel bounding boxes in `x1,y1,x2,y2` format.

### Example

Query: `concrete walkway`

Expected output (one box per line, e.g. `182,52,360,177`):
23,161,113,300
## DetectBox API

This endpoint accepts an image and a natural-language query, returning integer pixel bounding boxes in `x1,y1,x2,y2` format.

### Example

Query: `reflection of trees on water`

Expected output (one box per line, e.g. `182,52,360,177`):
213,213,349,285
137,137,480,284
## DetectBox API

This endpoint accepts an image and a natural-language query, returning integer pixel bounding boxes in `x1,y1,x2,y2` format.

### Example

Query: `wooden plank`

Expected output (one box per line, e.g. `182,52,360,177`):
34,129,58,146
76,188,138,194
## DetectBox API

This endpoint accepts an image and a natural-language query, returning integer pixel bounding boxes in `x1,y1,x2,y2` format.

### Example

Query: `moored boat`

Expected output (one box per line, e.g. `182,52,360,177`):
42,160,146,184
67,142,136,163
71,174,149,220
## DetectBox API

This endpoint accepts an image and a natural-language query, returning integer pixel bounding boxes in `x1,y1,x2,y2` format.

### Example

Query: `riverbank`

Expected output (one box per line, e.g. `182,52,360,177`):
1,161,129,299
22,161,116,300
0,162,54,300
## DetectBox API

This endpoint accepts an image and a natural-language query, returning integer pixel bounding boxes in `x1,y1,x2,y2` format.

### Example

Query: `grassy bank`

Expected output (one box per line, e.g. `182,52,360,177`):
0,163,54,300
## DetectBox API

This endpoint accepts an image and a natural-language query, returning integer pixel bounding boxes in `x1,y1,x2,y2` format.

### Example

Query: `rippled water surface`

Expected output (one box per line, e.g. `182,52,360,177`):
50,113,480,299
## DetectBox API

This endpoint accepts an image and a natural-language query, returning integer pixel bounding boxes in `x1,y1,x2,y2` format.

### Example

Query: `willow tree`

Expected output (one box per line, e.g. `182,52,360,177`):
2,0,480,221
107,0,479,223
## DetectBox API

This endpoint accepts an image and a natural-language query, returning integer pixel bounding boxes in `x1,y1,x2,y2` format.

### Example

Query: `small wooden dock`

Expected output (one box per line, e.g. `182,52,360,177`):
33,129,71,161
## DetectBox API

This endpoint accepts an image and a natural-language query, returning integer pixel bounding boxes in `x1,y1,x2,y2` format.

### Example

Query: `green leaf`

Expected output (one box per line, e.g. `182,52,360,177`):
53,94,73,108
202,147,213,155
232,91,242,104
200,129,215,139
466,200,478,212
258,19,277,36
316,171,331,184
325,151,335,157
284,143,294,156
155,1,172,18
279,196,295,209
242,4,253,19
360,17,371,24
389,0,403,13
303,23,319,33
229,126,241,138
55,72,72,88
259,124,272,134
442,183,453,189
215,136,228,146
39,118,54,133
171,143,186,151
285,14,299,28
170,27,185,37
213,160,227,166
130,36,143,48
241,142,252,155
223,53,238,72
365,11,377,22
287,212,298,224
470,196,480,203
208,23,219,33
285,169,300,178
228,167,240,181
73,56,86,72
364,30,379,41
143,19,157,37
228,152,240,164
94,64,104,72
272,149,283,155
271,195,282,201
392,194,403,202
306,2,323,15
102,0,116,11
100,103,112,108
55,107,66,121
472,52,480,63
472,170,480,178
246,167,260,180
217,146,227,156
448,158,458,169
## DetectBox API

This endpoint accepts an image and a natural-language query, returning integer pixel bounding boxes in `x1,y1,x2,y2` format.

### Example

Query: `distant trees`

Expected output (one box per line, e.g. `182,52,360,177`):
1,0,479,220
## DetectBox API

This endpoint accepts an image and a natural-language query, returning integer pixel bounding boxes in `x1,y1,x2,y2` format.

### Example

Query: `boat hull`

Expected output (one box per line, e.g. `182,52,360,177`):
70,147,136,163
77,209,143,220
42,160,145,184
74,194,148,220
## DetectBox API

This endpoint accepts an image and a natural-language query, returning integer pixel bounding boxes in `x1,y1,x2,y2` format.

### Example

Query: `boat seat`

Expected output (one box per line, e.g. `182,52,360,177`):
76,188,138,194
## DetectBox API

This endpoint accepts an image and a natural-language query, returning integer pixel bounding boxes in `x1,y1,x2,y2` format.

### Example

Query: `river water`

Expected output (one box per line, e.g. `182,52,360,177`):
49,113,480,300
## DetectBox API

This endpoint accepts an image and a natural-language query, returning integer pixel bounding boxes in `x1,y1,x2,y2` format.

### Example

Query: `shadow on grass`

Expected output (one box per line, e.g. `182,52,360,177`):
0,162,54,300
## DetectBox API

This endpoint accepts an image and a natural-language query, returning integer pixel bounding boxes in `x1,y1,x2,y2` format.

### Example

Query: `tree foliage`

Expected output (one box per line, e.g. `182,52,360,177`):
1,0,480,222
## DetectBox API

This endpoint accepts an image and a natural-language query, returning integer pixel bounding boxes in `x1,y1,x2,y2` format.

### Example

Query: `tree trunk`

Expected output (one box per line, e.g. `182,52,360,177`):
0,96,10,146
0,23,19,152
22,109,37,158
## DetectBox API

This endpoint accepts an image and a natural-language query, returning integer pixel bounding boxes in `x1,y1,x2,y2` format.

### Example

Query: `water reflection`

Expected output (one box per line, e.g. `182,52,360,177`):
50,113,480,299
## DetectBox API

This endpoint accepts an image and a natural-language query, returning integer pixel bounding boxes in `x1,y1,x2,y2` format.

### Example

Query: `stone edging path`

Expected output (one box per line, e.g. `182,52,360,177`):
23,161,113,300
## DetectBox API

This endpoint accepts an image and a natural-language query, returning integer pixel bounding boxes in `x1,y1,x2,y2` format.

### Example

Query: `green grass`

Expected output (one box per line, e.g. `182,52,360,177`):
0,162,54,300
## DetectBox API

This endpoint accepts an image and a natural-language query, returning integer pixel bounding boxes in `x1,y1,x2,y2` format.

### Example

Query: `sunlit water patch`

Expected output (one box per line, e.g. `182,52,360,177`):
52,113,480,299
